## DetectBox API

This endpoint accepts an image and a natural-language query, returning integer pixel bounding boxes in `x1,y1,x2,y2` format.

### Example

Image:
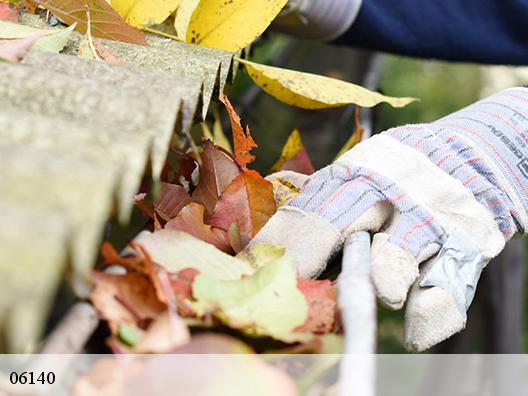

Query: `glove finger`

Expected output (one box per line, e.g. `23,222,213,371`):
370,202,445,309
403,257,465,352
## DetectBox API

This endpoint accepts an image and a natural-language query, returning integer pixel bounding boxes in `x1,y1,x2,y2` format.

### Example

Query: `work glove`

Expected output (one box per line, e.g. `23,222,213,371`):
273,0,362,41
251,87,528,351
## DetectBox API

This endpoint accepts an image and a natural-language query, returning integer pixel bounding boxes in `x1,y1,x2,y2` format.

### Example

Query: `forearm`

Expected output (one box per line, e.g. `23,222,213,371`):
335,0,528,65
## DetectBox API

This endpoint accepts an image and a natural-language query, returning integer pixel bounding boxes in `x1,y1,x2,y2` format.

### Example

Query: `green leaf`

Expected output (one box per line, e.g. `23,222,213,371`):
192,254,309,341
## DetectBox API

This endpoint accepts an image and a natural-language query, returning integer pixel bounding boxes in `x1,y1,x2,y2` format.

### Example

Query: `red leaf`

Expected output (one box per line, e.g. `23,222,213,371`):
295,279,336,334
154,183,191,222
165,202,232,253
219,94,257,168
191,140,240,216
0,35,40,63
280,148,315,175
209,170,276,239
34,0,147,45
93,38,125,64
0,4,19,22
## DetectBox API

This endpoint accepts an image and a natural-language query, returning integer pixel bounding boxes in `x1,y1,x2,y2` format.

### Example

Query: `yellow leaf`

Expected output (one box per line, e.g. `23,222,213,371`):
238,59,418,109
173,0,199,39
111,0,182,28
186,0,288,52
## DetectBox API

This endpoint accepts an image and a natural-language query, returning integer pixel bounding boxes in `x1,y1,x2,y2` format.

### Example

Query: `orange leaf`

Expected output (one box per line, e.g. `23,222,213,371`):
191,140,240,215
219,93,257,168
295,279,336,334
34,0,147,45
209,169,276,239
165,202,232,253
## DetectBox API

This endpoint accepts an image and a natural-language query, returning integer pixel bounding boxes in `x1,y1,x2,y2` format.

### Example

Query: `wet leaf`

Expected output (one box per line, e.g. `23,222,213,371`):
191,140,240,215
192,254,309,341
111,0,182,28
166,202,232,252
90,271,166,333
209,170,276,239
34,0,147,45
295,279,336,334
186,0,287,52
135,229,255,280
238,58,418,109
219,93,256,168
270,129,315,175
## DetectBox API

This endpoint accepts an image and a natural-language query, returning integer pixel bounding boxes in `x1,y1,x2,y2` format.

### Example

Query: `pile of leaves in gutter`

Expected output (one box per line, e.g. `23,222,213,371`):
89,94,341,358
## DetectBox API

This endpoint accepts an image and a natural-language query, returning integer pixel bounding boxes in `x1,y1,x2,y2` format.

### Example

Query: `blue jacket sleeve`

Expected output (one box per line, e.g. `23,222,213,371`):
335,0,528,65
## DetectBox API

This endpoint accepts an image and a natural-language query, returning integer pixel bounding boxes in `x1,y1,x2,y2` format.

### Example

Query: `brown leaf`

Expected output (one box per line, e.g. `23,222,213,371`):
101,242,198,316
0,34,39,62
154,183,191,222
219,93,257,168
295,279,336,334
209,170,276,239
90,270,166,333
34,0,147,45
0,4,19,22
191,140,240,215
165,202,232,253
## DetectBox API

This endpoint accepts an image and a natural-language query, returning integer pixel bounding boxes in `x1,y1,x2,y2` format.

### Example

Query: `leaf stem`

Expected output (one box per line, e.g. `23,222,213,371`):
85,5,101,61
142,27,184,42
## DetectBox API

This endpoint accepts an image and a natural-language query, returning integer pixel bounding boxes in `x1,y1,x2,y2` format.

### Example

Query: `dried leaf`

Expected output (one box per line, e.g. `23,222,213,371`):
90,271,166,333
166,202,232,252
270,129,314,175
154,182,191,222
270,178,301,206
191,140,240,215
173,0,198,39
135,229,255,280
34,0,147,45
209,170,276,239
186,0,288,52
219,93,256,168
92,38,125,64
295,279,336,334
192,254,309,341
238,58,418,109
0,34,38,62
0,20,75,52
0,4,18,22
111,0,182,28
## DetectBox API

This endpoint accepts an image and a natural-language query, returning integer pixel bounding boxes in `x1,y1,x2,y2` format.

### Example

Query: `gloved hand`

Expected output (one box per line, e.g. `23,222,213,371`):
273,0,362,41
251,87,528,351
